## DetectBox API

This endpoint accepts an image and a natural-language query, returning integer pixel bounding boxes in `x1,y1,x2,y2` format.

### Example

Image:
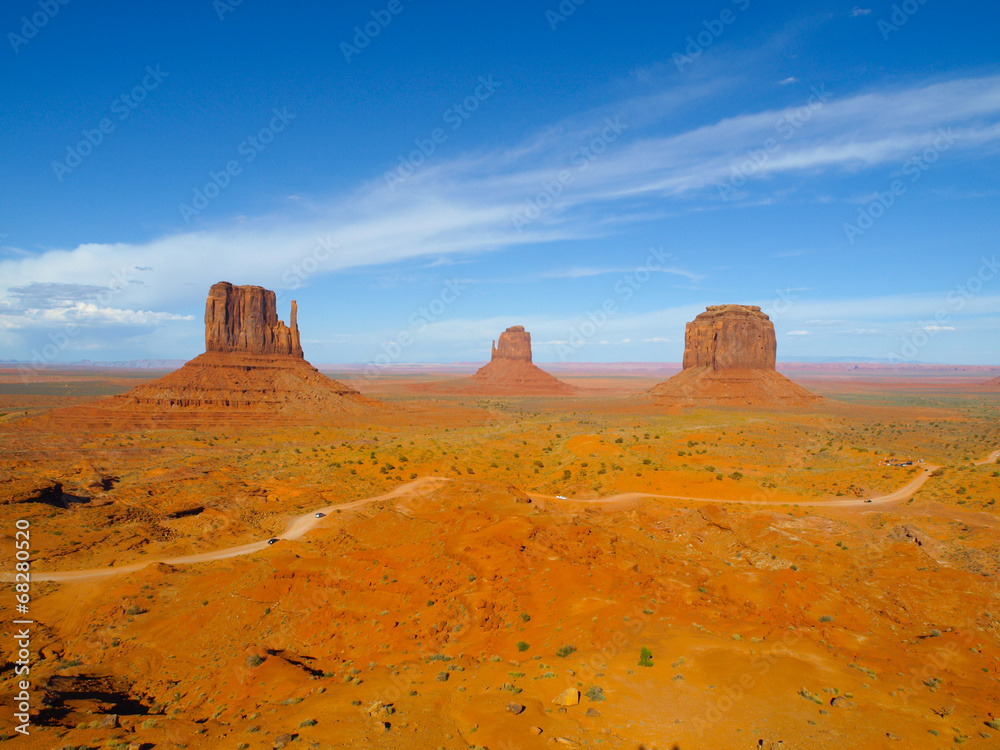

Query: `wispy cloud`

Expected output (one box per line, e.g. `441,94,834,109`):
539,265,702,281
3,73,1000,342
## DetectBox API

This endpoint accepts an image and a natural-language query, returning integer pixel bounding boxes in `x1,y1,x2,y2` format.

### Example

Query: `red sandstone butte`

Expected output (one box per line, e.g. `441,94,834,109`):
40,282,372,427
682,305,776,370
467,326,575,395
650,305,820,407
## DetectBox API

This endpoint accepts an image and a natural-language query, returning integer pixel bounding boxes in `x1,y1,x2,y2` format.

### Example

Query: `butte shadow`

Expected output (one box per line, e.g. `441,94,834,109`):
645,304,822,408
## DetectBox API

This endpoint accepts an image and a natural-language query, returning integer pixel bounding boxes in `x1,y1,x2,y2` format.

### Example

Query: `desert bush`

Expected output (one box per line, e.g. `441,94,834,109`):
638,646,653,667
556,645,576,658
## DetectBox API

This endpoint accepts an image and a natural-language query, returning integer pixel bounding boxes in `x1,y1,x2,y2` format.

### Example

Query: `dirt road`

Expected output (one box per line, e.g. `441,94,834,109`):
10,448,995,583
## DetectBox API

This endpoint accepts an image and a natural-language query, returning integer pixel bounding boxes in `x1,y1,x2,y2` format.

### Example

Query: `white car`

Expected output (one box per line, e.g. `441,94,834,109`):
556,495,568,500
315,512,326,518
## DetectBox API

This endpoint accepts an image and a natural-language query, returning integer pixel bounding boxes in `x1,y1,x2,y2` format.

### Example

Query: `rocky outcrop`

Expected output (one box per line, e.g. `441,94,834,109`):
471,325,575,395
683,305,776,370
649,304,820,408
491,326,532,362
59,281,376,425
205,282,302,357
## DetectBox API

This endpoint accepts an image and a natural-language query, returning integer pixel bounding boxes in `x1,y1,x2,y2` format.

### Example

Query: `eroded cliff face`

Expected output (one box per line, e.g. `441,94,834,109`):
205,282,303,358
491,326,532,363
682,305,776,371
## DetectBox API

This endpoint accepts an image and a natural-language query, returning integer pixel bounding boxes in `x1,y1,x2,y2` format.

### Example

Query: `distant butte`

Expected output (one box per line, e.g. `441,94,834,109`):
649,304,821,407
467,325,576,395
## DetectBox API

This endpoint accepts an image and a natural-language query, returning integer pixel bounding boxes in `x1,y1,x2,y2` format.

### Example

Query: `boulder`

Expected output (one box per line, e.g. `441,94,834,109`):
552,688,580,706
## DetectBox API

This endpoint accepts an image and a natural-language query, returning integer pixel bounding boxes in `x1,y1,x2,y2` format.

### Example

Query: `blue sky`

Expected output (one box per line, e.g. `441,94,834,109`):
2,1,999,366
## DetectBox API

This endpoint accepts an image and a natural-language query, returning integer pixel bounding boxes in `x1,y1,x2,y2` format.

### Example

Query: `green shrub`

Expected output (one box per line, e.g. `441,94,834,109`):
556,645,577,658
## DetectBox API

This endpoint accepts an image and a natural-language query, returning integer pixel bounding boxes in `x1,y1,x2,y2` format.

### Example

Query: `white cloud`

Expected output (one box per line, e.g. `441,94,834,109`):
851,7,873,16
779,77,799,85
3,73,1000,348
787,330,811,336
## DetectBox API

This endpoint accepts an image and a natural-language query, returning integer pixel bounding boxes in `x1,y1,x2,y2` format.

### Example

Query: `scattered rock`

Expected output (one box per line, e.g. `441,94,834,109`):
552,688,580,706
585,707,601,717
830,696,852,708
368,701,393,720
553,738,580,747
507,702,526,715
375,721,391,733
98,713,118,728
530,726,543,734
274,734,294,749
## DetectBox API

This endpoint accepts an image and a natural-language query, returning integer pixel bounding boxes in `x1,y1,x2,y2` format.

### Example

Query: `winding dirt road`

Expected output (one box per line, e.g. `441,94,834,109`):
10,448,997,584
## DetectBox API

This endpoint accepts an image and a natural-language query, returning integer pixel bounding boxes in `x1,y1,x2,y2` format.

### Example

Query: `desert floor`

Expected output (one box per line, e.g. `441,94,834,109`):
1,365,999,749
